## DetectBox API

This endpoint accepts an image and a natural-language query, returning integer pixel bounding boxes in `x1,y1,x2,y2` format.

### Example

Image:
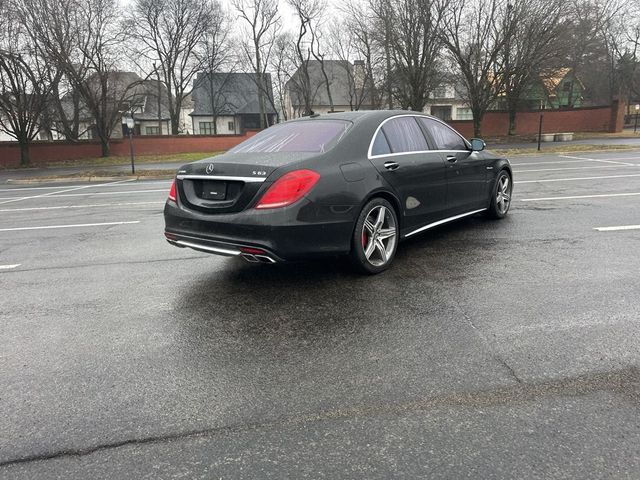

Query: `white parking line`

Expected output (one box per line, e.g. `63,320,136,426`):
0,264,21,270
0,221,140,232
0,201,164,213
0,189,166,201
558,155,635,166
0,179,135,206
594,225,640,232
515,165,637,173
510,159,597,166
521,192,640,201
516,173,640,184
0,180,171,192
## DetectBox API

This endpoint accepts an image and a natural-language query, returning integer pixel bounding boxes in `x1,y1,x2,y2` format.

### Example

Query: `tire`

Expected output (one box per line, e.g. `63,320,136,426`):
350,198,399,274
486,170,512,219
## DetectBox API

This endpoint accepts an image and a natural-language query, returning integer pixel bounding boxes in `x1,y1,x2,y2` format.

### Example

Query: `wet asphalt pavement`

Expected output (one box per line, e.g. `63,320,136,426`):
1,150,639,478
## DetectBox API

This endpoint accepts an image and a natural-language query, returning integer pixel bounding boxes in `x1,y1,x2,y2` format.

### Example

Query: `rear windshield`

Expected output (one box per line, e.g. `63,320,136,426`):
229,120,350,154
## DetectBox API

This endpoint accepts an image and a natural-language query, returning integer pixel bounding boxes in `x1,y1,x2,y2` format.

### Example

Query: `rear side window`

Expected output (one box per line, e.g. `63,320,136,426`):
380,117,429,154
229,120,350,154
371,131,391,156
418,117,468,151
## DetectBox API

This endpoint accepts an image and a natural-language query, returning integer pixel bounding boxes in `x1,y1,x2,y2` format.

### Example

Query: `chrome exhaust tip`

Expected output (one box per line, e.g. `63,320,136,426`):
255,255,276,264
241,253,260,263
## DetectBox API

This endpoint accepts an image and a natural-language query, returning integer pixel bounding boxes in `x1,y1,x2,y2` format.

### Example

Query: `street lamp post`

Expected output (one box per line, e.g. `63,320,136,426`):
635,104,639,134
126,116,135,174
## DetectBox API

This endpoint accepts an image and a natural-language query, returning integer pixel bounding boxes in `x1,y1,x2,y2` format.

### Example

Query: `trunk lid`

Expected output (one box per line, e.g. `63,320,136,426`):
176,152,315,214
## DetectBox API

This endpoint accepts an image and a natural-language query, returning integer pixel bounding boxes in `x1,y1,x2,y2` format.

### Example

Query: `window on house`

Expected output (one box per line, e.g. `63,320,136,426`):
456,108,473,120
145,126,160,135
434,86,448,99
228,121,235,132
199,122,213,135
563,81,573,92
430,106,453,122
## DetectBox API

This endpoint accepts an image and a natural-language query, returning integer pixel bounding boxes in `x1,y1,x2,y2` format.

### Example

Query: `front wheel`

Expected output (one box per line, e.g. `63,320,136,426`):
486,170,512,219
350,198,399,274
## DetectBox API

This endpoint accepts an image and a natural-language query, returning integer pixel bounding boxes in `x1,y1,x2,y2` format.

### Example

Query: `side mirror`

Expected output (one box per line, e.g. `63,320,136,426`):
470,138,486,152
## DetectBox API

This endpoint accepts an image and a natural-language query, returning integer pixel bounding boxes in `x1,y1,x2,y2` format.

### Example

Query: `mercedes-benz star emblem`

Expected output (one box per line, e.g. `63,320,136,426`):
205,164,215,174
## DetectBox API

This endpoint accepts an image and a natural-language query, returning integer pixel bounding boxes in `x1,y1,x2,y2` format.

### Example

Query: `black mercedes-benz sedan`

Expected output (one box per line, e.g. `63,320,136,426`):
164,110,512,274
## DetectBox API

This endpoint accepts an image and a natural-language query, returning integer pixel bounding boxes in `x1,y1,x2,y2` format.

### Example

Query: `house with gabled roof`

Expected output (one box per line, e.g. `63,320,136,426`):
284,60,377,119
190,72,277,135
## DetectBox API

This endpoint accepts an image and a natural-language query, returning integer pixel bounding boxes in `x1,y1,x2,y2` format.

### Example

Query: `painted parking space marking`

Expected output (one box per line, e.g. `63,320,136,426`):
0,264,21,270
521,192,640,202
515,165,638,173
594,225,640,232
0,221,140,232
0,180,171,192
0,179,135,206
0,189,166,201
0,201,164,213
515,173,640,184
558,154,637,166
510,159,598,167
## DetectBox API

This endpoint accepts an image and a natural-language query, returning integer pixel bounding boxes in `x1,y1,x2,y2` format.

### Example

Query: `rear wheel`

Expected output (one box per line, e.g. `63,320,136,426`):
350,198,399,274
486,170,512,219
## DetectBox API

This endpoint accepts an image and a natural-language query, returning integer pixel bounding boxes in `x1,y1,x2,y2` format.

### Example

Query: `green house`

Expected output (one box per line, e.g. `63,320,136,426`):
521,68,584,109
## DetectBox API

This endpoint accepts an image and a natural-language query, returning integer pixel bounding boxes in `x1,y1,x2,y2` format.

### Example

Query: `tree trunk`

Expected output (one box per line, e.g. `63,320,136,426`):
473,114,483,138
100,137,110,157
508,107,517,136
19,141,30,167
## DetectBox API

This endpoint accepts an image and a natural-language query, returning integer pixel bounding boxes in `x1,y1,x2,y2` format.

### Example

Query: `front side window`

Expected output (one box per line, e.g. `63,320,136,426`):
418,118,468,151
380,117,429,154
229,120,350,154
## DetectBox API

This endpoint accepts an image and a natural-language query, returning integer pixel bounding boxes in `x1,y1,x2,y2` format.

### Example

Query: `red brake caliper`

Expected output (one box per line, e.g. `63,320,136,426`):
362,229,367,247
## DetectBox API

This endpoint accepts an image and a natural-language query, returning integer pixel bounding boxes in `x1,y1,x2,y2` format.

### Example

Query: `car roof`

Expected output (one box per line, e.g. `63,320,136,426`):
288,110,437,124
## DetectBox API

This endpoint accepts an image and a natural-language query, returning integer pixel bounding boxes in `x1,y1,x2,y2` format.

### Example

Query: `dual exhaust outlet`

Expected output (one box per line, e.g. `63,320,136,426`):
240,253,276,264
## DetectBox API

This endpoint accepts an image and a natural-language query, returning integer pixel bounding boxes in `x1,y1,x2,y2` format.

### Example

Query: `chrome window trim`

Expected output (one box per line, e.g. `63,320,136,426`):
404,208,487,238
176,174,266,183
368,113,471,159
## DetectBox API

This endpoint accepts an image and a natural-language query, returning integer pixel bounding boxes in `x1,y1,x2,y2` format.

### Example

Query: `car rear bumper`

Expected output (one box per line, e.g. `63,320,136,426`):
163,199,356,262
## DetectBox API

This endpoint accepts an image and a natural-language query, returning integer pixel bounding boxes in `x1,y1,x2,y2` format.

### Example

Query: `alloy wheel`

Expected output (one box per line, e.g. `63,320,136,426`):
496,174,511,215
361,205,397,267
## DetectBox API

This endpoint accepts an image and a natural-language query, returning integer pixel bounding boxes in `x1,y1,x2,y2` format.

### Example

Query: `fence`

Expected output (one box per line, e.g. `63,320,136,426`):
0,101,627,168
0,131,258,168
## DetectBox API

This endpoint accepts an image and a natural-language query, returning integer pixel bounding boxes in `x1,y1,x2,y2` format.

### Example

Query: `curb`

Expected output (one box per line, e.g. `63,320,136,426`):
5,174,174,185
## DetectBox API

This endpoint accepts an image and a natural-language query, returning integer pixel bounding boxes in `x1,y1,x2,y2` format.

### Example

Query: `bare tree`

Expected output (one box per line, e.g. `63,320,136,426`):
127,0,216,134
441,0,508,137
499,0,566,134
371,0,449,112
198,2,233,134
269,32,297,120
560,0,625,107
18,0,137,156
233,0,281,128
0,3,55,165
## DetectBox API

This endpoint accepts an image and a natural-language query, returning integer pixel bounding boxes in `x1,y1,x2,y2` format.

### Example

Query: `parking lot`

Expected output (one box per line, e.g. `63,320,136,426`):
1,150,639,478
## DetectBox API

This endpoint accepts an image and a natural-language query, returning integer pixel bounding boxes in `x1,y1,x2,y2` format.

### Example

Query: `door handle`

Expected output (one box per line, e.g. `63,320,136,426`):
384,161,400,171
446,155,457,163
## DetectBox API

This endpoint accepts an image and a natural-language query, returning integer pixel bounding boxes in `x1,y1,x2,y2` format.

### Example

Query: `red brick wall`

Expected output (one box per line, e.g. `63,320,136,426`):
0,106,626,168
448,105,619,138
0,131,258,168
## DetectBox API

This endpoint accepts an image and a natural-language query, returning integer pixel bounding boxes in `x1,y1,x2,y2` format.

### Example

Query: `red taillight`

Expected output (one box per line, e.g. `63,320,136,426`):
255,169,320,209
168,179,177,202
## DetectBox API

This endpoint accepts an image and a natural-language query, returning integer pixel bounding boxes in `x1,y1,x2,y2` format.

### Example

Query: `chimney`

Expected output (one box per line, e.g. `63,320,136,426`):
353,60,365,90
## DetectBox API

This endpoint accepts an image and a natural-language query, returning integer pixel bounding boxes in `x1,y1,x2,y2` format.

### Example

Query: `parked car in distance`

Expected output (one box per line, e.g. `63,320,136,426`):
164,110,512,274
